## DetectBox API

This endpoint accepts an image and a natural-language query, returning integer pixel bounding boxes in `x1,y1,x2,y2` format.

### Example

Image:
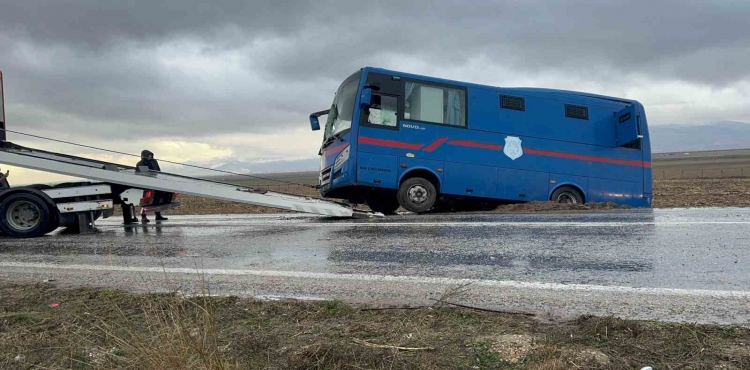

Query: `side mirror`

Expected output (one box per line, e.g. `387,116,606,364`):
359,87,372,107
309,116,320,131
309,109,329,131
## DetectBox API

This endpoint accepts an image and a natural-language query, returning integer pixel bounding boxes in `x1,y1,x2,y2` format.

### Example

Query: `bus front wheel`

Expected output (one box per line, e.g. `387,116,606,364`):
398,177,437,213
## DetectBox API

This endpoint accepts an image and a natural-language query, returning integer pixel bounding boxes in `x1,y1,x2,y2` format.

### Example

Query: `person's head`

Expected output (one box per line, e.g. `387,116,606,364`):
141,150,154,159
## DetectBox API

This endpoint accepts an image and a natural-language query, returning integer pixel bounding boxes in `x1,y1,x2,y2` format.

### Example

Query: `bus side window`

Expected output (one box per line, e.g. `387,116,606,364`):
364,94,398,127
404,82,465,127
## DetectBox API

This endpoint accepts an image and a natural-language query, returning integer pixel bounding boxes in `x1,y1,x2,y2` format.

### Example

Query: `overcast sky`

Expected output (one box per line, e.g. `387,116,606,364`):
2,0,750,183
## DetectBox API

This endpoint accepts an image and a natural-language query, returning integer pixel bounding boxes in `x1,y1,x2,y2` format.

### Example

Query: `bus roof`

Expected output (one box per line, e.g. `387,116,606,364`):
363,66,638,106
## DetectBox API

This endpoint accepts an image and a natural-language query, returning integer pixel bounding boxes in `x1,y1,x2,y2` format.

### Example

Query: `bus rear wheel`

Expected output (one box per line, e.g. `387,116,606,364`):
551,186,583,204
365,191,400,215
0,193,54,238
398,177,437,213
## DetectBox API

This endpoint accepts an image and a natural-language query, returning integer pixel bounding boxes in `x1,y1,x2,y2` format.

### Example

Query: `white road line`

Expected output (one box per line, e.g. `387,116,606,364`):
99,221,750,228
2,261,749,299
290,221,750,227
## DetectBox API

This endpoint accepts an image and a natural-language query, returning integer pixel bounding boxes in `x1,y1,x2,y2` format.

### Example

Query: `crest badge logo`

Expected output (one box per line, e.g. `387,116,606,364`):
503,136,523,160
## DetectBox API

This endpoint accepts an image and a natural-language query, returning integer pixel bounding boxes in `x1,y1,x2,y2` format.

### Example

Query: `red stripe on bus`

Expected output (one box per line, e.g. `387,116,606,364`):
324,143,348,156
358,136,423,150
423,137,449,152
448,140,503,150
357,136,649,168
524,148,647,167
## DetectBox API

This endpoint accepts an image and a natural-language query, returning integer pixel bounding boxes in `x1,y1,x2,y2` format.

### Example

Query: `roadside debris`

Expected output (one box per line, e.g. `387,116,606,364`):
489,334,537,364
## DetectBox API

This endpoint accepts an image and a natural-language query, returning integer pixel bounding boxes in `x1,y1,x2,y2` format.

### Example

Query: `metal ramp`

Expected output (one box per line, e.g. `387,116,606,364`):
0,142,356,217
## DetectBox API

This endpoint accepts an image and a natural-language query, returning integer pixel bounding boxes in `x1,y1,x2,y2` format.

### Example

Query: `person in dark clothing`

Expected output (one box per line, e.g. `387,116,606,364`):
137,150,168,223
137,150,161,171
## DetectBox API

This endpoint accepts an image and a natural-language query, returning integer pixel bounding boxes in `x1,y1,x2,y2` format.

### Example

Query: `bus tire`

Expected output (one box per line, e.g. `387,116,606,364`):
551,186,583,204
398,177,437,213
365,191,400,215
0,193,54,238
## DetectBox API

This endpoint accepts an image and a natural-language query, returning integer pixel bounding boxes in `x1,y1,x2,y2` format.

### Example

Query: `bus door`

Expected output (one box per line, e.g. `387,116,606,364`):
615,103,647,192
615,104,642,147
356,73,403,188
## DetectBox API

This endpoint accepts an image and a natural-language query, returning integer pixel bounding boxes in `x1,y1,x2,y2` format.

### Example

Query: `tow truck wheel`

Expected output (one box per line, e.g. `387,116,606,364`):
365,191,400,215
398,177,437,213
0,193,54,238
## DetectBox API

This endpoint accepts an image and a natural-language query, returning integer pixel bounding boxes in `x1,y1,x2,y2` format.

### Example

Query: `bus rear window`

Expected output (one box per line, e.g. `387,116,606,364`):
404,82,466,127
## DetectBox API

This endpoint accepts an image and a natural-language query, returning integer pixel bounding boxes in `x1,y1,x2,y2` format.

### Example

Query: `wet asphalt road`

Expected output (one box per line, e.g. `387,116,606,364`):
1,208,749,325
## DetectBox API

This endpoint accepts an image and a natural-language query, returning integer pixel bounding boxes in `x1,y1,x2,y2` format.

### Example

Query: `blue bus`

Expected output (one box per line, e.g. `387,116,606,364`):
310,67,652,214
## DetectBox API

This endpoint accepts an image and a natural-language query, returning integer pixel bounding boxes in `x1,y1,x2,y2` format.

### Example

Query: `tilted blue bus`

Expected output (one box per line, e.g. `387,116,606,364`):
310,67,652,214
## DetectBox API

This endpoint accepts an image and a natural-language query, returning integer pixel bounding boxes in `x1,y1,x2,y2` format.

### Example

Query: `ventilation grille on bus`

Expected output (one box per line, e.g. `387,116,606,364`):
565,104,589,120
500,95,525,111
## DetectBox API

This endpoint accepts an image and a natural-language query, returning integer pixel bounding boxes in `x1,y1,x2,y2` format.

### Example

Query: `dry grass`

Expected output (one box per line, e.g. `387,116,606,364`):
1,282,749,369
79,294,234,369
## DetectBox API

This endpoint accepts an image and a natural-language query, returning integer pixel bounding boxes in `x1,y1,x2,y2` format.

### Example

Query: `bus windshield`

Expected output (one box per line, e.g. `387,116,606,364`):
323,72,360,141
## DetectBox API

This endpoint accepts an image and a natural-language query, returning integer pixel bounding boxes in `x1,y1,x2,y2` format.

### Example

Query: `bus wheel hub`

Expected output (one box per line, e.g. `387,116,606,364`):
557,193,577,204
408,185,428,204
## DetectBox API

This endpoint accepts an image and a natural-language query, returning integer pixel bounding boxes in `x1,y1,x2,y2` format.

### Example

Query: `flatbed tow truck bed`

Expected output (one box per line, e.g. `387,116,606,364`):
0,142,363,238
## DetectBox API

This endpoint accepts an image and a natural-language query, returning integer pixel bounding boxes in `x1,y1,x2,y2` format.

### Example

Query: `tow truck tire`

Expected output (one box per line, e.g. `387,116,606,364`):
398,177,437,213
0,193,54,238
365,191,400,215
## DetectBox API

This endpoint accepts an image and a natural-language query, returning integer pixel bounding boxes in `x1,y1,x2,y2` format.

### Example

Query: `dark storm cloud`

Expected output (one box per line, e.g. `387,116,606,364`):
4,1,749,82
255,0,750,85
1,0,749,140
0,0,314,49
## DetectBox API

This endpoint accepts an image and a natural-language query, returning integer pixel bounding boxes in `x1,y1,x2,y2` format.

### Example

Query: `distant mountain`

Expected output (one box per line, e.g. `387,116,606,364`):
650,121,750,153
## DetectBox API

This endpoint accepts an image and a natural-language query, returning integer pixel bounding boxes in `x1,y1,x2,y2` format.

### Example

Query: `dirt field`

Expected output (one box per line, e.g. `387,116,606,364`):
150,178,750,216
2,282,748,369
653,178,750,208
653,149,750,179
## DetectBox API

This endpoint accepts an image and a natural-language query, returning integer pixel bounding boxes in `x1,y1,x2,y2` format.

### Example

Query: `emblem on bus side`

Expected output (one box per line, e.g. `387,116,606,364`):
503,136,523,160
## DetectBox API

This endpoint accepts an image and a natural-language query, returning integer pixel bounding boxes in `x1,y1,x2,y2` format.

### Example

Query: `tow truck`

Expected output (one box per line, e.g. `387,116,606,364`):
0,70,360,238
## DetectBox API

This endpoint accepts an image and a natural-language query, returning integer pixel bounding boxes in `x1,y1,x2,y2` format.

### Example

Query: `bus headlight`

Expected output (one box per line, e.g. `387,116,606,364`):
334,146,350,169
